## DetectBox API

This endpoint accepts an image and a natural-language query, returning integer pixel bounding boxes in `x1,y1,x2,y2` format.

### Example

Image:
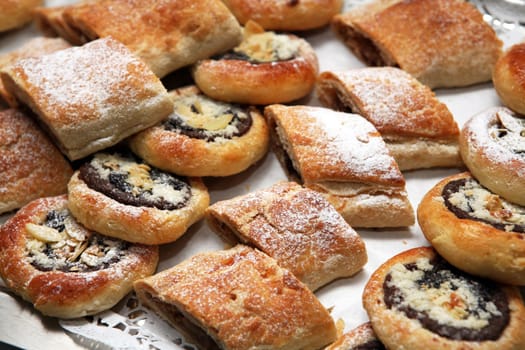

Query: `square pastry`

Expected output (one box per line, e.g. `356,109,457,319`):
317,67,462,170
206,181,367,291
34,0,242,78
331,0,502,89
134,245,337,350
0,37,173,160
264,104,414,228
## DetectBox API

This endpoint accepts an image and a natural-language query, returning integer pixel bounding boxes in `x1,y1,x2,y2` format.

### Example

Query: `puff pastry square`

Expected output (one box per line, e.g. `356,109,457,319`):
264,104,414,228
332,0,502,89
134,245,337,350
206,181,367,291
317,67,462,170
36,0,243,78
0,37,174,160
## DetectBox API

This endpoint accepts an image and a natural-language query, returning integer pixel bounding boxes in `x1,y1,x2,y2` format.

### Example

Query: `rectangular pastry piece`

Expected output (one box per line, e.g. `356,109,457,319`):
331,0,502,89
35,0,243,78
0,37,174,160
206,181,367,291
264,104,414,228
0,37,71,109
134,245,337,350
317,67,462,170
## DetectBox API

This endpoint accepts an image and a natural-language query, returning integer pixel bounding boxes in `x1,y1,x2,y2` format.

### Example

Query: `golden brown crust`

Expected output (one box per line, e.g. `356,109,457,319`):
459,107,525,206
325,322,382,350
0,195,159,319
363,246,525,350
59,0,242,78
134,245,337,350
67,170,209,245
332,0,502,89
33,5,89,45
0,37,174,161
493,42,525,115
0,109,73,215
206,181,367,291
0,37,71,108
317,67,462,170
0,0,42,32
417,172,525,285
128,86,270,177
192,22,319,105
222,0,343,31
264,104,414,228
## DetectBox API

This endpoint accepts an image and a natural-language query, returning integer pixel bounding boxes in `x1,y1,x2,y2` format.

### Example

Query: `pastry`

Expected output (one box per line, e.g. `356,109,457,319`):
192,21,319,105
264,104,414,228
0,195,159,319
317,67,462,170
67,149,209,245
417,171,525,286
363,246,525,350
0,109,73,215
33,5,89,45
0,37,174,161
128,85,270,177
331,0,502,89
206,181,367,291
459,106,525,206
0,37,71,108
134,244,337,350
221,0,343,31
493,42,525,115
35,0,242,78
0,0,42,32
325,322,385,350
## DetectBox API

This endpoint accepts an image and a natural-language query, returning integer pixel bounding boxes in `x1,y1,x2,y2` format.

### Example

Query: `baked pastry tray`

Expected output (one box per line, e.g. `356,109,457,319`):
1,0,525,349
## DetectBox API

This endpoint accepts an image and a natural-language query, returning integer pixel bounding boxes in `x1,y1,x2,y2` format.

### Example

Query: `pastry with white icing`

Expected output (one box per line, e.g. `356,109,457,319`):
459,106,525,206
128,85,269,177
418,172,525,286
0,109,73,215
325,322,385,350
67,149,209,245
264,104,414,228
0,195,159,319
363,246,525,350
134,244,338,350
331,0,502,89
206,181,367,291
0,37,174,161
317,67,462,170
192,21,319,105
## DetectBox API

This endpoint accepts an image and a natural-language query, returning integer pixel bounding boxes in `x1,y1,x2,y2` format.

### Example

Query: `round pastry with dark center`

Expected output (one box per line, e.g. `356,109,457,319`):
0,195,158,319
192,21,319,105
460,106,525,206
68,150,209,245
128,85,269,177
418,172,525,286
363,247,525,350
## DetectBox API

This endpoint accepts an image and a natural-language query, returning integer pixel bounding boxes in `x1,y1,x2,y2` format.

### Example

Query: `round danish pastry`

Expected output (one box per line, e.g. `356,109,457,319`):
221,0,343,31
0,195,159,319
459,106,525,206
363,246,525,350
192,21,319,105
128,85,269,177
417,172,525,286
493,42,525,115
67,149,209,245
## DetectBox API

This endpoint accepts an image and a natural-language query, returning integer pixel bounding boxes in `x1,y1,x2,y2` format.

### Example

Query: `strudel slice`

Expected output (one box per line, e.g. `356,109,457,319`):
134,245,337,350
264,104,414,228
317,67,462,170
331,0,502,89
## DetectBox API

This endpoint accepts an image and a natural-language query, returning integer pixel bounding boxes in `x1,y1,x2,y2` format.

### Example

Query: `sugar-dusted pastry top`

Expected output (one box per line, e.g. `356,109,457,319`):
332,0,502,88
0,109,73,215
265,104,404,186
325,322,385,350
134,245,337,350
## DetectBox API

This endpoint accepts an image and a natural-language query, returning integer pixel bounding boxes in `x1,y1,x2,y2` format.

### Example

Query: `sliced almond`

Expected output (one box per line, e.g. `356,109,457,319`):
25,223,66,243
